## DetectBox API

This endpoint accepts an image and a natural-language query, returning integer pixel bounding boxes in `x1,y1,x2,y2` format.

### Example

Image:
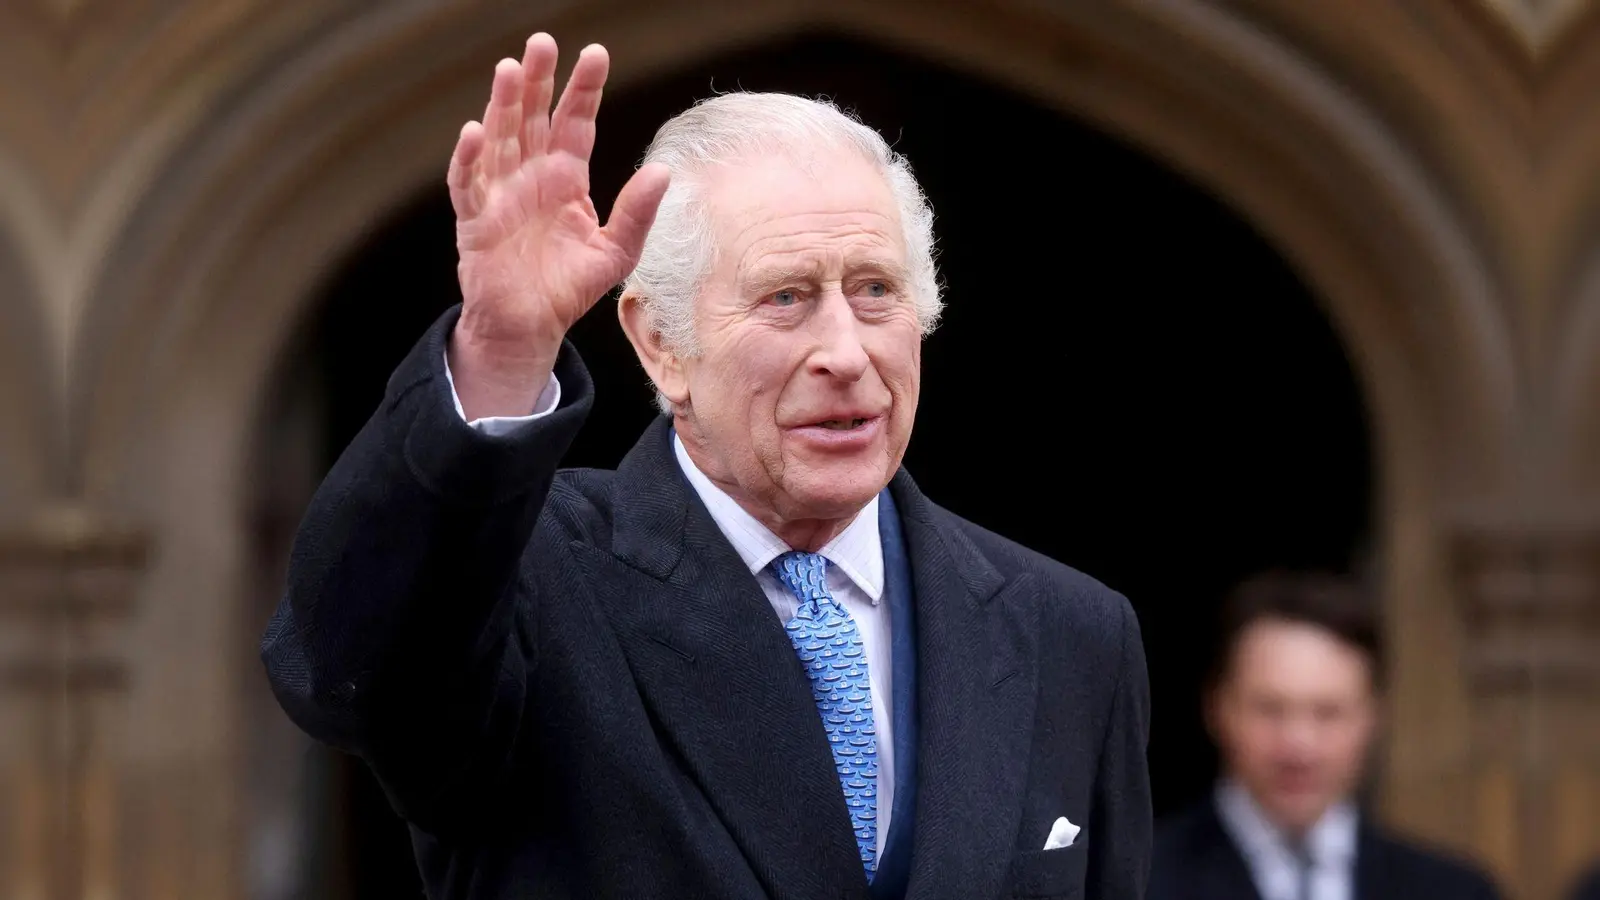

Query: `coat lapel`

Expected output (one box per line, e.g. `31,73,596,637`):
1195,799,1267,900
893,472,1043,900
582,420,869,900
1353,819,1389,900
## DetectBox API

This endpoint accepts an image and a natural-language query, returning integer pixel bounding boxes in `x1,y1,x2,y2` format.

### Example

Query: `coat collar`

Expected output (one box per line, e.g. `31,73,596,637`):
888,470,1039,900
597,419,1038,899
669,432,884,601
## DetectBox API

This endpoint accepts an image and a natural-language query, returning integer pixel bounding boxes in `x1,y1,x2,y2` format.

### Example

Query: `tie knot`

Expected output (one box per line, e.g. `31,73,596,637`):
772,551,833,606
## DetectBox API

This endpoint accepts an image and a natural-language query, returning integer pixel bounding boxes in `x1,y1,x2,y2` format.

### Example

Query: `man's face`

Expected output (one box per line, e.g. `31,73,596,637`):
1209,619,1378,834
671,150,921,525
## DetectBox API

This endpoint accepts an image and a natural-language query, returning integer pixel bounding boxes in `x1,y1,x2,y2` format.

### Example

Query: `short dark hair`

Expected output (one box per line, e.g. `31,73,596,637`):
1209,570,1385,691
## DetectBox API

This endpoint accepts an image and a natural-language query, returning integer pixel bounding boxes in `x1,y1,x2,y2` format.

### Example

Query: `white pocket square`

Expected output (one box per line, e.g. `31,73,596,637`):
1043,816,1080,850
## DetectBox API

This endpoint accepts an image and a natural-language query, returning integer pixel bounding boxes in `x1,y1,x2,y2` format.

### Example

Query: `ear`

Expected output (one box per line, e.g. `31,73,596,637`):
618,291,690,408
1361,678,1386,740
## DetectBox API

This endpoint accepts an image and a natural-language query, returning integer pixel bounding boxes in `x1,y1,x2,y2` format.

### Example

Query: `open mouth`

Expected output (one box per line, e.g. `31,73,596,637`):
817,418,869,431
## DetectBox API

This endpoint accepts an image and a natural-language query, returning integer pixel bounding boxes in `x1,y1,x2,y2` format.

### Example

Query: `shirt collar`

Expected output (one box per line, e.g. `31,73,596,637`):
1215,779,1359,868
672,434,884,602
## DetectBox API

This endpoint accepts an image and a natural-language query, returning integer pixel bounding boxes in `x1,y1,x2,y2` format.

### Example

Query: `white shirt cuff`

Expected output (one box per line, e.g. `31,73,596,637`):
442,349,562,437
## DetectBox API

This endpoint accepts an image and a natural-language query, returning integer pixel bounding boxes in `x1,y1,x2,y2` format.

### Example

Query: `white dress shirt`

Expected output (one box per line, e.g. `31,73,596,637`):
444,358,895,859
1214,779,1358,900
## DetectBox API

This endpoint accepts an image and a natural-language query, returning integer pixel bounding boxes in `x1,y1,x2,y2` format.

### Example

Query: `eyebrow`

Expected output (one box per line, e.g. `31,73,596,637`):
849,258,911,282
741,267,816,296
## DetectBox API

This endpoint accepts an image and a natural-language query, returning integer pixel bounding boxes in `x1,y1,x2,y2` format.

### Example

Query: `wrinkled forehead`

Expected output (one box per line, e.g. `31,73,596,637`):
699,148,908,271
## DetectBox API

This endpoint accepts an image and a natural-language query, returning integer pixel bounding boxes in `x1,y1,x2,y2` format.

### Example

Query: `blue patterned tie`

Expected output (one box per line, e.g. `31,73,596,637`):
771,551,879,879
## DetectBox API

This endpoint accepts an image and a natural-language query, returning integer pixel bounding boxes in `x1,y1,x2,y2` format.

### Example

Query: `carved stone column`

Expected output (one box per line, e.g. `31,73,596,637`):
0,505,149,900
1454,526,1600,900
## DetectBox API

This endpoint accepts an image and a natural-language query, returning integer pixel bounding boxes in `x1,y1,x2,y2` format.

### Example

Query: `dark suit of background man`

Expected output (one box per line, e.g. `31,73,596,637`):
1572,865,1600,900
1148,573,1503,900
260,33,1151,900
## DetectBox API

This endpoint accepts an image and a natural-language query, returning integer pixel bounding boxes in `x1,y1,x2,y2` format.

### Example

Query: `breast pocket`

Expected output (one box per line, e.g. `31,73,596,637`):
1005,842,1089,899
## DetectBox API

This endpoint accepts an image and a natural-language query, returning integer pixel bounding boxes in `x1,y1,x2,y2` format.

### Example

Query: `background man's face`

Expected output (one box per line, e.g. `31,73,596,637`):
1208,618,1378,834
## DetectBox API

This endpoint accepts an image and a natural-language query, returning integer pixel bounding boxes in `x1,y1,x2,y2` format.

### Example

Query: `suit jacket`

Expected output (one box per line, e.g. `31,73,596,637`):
262,308,1151,900
1148,797,1503,900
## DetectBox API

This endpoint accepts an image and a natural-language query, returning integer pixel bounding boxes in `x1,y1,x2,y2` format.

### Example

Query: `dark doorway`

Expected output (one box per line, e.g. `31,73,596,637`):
280,30,1372,898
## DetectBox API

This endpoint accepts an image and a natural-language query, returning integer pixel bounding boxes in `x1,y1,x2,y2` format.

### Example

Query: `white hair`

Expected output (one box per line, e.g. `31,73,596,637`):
622,92,943,414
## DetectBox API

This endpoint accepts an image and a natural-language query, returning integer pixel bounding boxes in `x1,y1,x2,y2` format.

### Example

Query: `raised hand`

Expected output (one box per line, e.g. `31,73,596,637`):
446,34,670,420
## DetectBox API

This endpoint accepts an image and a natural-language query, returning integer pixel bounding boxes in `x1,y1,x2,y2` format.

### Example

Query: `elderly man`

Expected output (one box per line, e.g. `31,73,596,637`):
263,33,1149,900
1148,573,1502,900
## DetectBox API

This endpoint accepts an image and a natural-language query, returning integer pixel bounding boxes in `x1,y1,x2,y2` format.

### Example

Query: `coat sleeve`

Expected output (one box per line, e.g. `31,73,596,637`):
259,305,593,834
1086,596,1153,900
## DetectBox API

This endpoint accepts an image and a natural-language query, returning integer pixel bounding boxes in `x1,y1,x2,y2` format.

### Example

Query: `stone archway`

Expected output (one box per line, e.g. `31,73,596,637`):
0,221,51,514
0,224,55,899
63,1,1527,896
1557,254,1600,499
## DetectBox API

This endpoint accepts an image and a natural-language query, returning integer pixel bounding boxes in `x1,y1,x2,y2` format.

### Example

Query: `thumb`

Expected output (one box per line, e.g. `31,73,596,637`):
602,163,671,265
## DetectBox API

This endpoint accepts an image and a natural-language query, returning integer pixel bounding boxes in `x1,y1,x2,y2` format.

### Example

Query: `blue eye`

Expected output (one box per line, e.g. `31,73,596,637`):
865,282,887,298
772,289,799,307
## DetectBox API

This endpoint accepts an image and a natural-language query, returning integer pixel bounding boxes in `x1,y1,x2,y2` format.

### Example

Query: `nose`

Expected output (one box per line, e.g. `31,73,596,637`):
1280,710,1322,758
807,290,870,383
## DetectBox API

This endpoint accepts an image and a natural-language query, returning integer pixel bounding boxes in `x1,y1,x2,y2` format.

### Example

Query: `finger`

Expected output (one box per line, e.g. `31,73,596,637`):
520,33,558,160
601,163,671,264
549,44,609,162
448,121,487,219
481,58,524,180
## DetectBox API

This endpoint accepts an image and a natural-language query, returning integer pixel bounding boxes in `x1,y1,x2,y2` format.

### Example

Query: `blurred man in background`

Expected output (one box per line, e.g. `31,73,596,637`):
1148,572,1504,900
